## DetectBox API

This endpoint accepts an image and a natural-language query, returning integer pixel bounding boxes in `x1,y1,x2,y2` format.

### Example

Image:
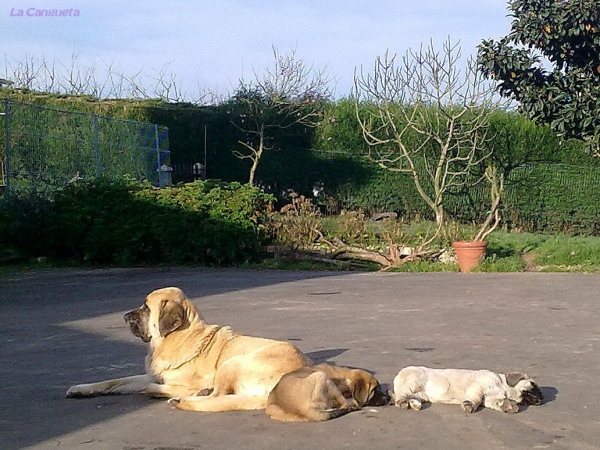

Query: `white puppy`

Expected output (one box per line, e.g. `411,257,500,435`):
392,366,543,414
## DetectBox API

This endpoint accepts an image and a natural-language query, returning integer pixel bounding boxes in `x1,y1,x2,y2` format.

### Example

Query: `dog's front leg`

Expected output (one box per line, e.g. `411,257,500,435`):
144,382,201,398
462,385,485,413
66,374,152,398
484,392,519,413
392,385,426,410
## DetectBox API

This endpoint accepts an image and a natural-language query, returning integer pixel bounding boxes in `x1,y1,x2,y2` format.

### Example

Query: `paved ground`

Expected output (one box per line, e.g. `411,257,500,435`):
1,268,599,450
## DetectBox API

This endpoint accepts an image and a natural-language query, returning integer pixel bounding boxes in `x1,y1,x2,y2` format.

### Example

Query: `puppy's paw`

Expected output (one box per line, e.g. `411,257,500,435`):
337,398,359,410
462,400,477,414
500,398,519,414
408,398,422,411
394,398,410,409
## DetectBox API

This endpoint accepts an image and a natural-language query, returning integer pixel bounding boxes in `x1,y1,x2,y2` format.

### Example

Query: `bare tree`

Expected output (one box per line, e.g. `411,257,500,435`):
228,47,332,185
60,52,101,96
354,39,502,245
5,54,43,90
192,78,225,105
2,54,208,103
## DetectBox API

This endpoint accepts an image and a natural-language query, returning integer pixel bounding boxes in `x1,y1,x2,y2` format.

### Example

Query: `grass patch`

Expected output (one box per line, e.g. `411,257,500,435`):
486,230,551,256
477,254,527,272
533,235,600,272
473,231,600,273
389,260,459,272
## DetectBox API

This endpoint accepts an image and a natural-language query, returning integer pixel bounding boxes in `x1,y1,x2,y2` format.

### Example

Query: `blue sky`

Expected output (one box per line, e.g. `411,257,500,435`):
2,0,514,100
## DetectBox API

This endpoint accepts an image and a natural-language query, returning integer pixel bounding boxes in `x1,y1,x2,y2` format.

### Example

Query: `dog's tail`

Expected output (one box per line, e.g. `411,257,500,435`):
169,394,267,412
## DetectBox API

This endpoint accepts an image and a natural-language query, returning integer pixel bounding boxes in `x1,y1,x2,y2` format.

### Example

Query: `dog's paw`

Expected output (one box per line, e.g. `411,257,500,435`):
66,388,82,398
394,398,410,409
408,398,422,411
66,385,94,398
167,397,181,406
462,400,477,413
499,398,519,414
168,396,198,411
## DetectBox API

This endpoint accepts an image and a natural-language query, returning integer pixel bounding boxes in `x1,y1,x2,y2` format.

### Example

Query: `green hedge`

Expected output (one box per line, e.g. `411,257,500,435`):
3,90,599,234
0,178,274,265
502,164,600,234
308,100,600,233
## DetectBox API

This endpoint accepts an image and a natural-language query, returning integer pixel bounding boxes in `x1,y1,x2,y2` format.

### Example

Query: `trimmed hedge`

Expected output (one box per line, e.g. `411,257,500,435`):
0,178,274,265
2,90,599,234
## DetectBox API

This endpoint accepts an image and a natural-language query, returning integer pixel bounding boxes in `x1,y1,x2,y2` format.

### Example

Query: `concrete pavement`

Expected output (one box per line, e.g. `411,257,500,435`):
1,268,598,450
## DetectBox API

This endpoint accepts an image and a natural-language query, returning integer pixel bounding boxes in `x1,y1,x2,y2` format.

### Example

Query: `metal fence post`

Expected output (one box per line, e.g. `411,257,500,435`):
154,124,160,181
93,114,100,177
2,99,11,194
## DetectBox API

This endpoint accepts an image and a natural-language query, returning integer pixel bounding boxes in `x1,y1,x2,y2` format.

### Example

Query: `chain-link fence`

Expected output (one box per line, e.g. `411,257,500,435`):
0,100,169,193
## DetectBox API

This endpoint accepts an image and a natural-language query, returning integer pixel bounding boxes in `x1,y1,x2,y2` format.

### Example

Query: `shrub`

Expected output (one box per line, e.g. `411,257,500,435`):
0,181,58,258
269,193,322,251
0,178,275,266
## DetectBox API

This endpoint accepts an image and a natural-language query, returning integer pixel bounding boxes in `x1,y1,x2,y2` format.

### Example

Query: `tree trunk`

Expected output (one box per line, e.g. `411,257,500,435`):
248,127,264,185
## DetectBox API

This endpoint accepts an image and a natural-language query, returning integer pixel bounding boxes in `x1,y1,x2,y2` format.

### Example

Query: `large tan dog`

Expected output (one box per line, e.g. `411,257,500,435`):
392,366,543,414
67,287,312,412
266,364,389,422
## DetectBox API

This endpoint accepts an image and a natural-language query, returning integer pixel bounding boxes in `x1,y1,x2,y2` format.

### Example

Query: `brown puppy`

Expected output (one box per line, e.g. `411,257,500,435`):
266,364,388,422
67,287,312,412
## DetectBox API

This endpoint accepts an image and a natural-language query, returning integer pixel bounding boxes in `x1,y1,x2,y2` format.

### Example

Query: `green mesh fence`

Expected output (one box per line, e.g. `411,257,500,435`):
1,100,169,192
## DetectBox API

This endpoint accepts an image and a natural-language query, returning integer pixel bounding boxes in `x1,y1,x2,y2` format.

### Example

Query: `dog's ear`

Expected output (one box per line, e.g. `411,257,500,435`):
332,378,353,399
158,300,185,336
506,372,528,387
350,376,369,405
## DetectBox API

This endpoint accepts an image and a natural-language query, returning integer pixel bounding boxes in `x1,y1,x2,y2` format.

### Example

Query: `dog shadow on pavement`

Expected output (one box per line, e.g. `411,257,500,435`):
306,348,349,364
539,386,558,405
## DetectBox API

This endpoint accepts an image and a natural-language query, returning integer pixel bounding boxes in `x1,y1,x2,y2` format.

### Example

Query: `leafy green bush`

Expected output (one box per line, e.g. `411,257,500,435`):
0,181,58,258
268,193,322,252
0,178,274,266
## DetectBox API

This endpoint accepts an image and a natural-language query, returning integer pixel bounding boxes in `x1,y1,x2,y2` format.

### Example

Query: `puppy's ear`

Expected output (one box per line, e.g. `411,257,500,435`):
331,378,353,399
506,372,528,387
158,300,185,336
351,376,369,405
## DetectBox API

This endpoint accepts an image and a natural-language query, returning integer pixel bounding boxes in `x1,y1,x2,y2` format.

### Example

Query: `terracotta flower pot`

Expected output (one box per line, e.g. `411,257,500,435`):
452,241,488,273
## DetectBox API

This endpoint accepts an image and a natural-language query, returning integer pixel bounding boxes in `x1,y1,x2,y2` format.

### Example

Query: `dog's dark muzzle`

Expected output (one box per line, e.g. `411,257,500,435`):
367,384,391,406
521,383,544,406
124,307,151,342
